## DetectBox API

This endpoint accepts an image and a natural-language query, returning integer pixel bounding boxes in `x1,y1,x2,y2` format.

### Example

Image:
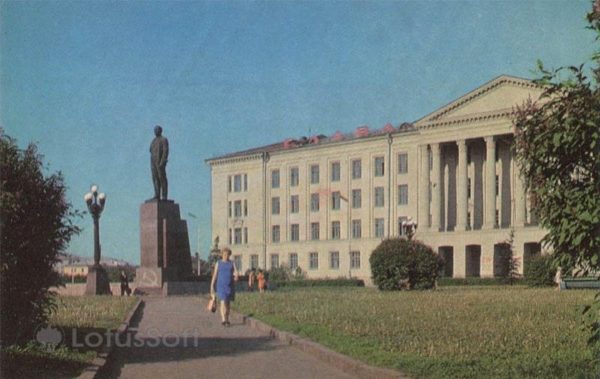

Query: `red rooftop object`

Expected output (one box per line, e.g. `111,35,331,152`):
354,125,370,138
331,131,345,141
382,123,395,133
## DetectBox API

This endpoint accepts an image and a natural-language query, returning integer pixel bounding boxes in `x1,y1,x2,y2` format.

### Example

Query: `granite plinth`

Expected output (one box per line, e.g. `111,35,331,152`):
136,200,192,289
85,265,112,295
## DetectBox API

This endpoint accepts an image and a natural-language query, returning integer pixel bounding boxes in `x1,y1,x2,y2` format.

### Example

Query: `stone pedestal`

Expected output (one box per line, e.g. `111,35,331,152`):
85,265,112,295
135,200,192,291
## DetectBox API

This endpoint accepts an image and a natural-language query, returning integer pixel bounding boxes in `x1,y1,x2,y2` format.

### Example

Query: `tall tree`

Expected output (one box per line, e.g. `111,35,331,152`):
0,130,81,346
513,2,600,350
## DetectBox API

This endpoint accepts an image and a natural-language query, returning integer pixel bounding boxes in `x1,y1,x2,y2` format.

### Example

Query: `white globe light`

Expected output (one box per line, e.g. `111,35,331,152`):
84,193,93,202
91,185,98,193
98,193,106,200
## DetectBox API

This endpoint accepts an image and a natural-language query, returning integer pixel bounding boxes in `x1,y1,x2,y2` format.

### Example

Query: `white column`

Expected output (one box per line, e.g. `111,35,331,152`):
418,144,430,230
456,139,468,231
514,160,526,227
431,143,441,231
484,136,497,229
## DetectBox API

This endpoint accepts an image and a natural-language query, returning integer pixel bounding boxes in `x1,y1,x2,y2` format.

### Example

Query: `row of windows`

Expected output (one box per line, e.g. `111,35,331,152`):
233,251,362,272
271,154,408,188
228,200,249,218
270,217,412,242
270,185,409,215
228,174,248,193
228,227,249,245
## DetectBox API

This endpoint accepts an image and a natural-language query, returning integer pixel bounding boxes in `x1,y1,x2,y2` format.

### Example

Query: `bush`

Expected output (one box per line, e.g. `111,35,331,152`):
370,238,443,290
437,277,524,286
0,132,80,345
524,254,556,287
271,278,365,288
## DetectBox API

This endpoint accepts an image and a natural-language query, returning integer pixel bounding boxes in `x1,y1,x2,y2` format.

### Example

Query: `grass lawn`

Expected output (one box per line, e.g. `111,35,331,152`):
3,295,138,379
234,286,599,379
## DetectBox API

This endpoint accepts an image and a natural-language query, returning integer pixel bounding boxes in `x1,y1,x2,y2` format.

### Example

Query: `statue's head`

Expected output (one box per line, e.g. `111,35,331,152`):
154,125,163,137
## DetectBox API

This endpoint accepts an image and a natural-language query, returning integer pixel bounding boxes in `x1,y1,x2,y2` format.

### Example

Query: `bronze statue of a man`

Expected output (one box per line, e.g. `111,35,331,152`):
150,125,169,200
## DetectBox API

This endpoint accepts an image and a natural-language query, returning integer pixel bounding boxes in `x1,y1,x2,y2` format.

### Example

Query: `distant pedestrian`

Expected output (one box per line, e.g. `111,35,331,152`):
210,247,239,326
120,270,131,296
257,269,266,293
248,269,256,292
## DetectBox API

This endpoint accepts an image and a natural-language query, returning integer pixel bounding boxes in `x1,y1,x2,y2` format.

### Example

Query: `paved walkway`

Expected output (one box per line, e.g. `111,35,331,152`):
100,296,355,379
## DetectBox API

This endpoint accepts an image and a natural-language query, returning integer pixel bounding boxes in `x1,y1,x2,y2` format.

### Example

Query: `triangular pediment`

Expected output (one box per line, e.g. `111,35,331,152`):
415,75,544,126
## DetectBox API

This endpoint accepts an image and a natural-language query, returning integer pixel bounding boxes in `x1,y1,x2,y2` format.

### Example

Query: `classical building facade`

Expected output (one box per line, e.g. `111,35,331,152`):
206,75,547,282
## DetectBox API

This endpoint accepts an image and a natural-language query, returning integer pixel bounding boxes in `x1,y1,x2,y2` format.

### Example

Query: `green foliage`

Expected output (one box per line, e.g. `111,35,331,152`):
437,277,524,286
370,238,443,290
0,131,81,346
267,265,305,282
271,278,365,288
524,254,556,287
496,230,521,284
235,287,598,378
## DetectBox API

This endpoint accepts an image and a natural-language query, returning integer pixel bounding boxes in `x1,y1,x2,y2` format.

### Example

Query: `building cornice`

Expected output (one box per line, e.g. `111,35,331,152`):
206,152,264,167
417,108,515,130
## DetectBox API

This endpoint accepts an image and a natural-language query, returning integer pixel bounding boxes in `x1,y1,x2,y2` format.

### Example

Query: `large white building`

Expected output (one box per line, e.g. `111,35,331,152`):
206,75,546,282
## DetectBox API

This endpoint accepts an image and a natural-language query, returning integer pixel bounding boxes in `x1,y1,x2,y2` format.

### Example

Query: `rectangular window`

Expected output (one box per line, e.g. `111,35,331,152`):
330,251,339,269
271,197,280,215
331,221,341,240
228,229,232,245
290,167,299,187
228,201,232,218
234,174,242,192
243,227,248,244
234,255,242,273
467,211,472,227
495,175,499,196
243,174,248,191
290,195,300,213
244,200,248,216
311,222,320,240
398,153,408,174
234,227,242,244
495,209,500,226
374,156,385,177
331,162,341,182
291,224,300,241
271,169,280,189
375,218,385,238
310,164,320,184
398,216,408,236
374,187,385,207
398,184,408,205
250,254,258,269
352,219,362,239
309,252,319,270
331,191,341,210
310,193,320,212
350,251,361,269
234,200,242,217
352,159,362,179
289,253,298,270
352,189,361,208
272,225,280,243
468,178,472,198
270,254,279,269
228,176,232,192
429,150,433,170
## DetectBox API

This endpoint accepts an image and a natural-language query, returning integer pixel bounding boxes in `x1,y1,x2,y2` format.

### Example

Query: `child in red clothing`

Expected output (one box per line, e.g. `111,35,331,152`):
257,269,266,293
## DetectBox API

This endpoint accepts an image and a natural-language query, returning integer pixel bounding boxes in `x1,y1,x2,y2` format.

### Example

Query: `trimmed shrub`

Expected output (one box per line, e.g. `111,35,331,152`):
370,238,443,290
524,254,555,286
271,278,365,288
437,277,524,286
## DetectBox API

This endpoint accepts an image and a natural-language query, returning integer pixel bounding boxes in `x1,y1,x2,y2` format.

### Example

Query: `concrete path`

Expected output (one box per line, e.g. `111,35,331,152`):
100,296,355,379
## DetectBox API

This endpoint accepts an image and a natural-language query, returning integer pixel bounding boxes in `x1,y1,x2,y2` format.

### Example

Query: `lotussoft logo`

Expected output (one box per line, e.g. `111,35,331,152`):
35,325,64,348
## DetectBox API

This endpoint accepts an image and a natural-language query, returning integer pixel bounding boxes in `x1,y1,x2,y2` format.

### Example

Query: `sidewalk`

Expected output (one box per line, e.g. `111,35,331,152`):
99,296,355,379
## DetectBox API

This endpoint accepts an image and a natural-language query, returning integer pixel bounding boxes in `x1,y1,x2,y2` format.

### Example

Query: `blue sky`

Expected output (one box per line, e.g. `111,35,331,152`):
1,0,595,263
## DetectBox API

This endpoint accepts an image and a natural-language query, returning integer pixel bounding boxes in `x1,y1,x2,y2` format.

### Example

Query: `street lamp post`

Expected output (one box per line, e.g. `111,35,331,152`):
401,217,418,240
84,185,111,295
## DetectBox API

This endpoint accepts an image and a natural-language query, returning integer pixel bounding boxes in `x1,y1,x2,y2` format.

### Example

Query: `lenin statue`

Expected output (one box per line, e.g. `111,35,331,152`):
150,125,169,200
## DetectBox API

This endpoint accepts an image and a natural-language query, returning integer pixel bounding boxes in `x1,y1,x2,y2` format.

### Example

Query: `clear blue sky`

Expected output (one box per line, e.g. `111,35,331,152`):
1,0,595,264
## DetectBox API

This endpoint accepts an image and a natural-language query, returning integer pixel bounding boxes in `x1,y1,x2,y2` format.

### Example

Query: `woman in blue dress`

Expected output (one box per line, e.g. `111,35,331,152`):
210,247,239,326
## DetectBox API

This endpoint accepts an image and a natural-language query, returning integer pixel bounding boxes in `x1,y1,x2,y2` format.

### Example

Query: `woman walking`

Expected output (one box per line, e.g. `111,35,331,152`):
210,247,238,326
